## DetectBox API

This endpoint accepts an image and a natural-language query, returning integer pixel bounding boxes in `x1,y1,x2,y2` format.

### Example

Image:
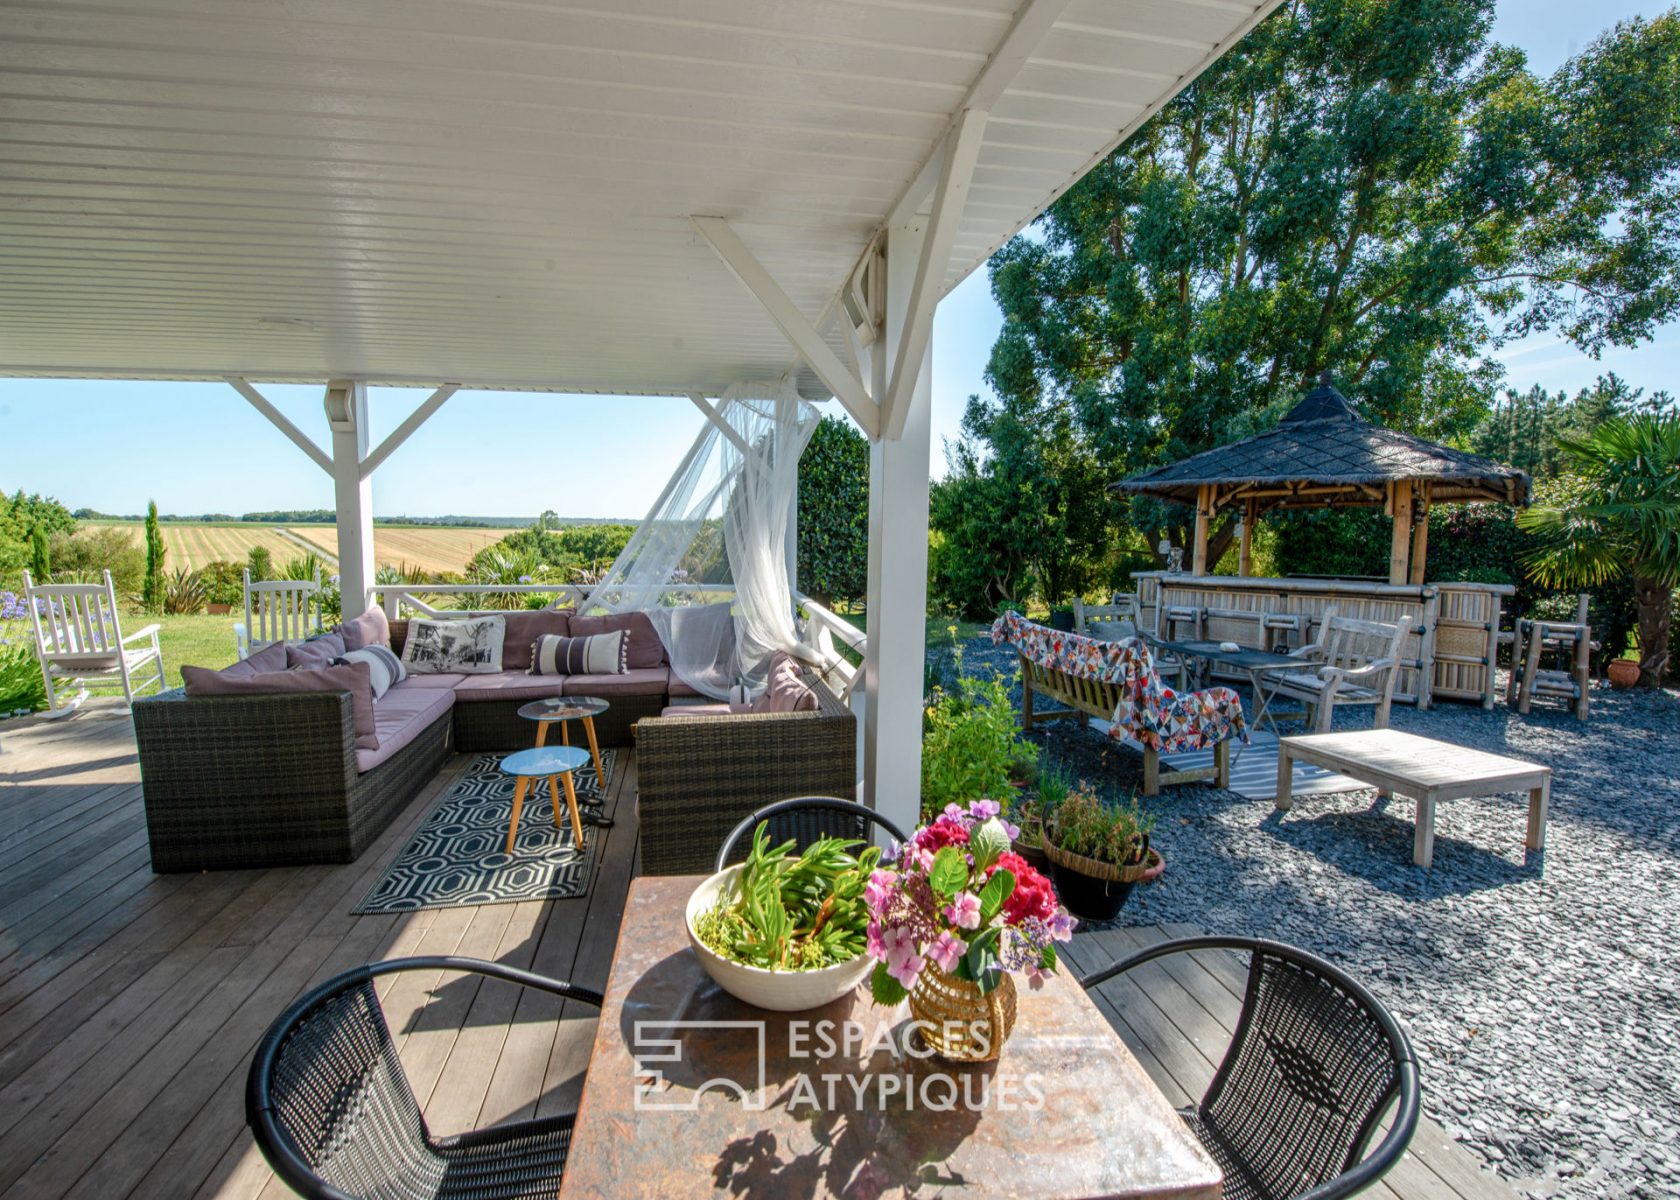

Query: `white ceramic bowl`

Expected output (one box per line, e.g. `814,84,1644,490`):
684,864,875,1012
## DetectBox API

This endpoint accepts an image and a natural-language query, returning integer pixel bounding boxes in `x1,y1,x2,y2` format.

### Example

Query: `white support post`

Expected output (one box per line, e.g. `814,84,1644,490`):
862,217,934,833
881,107,987,440
325,380,376,617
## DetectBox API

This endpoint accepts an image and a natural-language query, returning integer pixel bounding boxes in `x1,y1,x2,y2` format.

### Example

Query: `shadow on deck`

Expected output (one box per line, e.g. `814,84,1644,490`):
0,702,1512,1199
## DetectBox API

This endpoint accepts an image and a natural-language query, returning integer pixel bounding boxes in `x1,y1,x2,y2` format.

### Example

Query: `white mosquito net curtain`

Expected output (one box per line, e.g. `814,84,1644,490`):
581,381,822,700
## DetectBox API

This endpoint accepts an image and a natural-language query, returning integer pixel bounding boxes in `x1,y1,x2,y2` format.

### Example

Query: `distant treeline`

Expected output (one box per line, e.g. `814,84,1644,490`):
70,509,633,527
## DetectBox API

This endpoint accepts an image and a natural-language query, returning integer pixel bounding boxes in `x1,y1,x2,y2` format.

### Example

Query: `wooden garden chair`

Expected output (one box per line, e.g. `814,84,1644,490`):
1269,606,1411,733
22,569,165,715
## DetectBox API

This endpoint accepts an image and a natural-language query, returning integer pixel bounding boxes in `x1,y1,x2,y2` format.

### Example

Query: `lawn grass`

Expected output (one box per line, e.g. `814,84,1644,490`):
90,612,240,692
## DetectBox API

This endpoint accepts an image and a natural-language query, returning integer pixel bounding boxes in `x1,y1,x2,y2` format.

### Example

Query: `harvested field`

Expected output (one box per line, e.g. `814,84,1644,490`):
87,522,314,573
289,525,503,576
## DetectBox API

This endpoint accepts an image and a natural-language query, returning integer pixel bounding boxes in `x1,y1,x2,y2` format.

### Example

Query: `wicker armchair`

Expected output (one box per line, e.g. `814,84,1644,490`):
1081,936,1419,1200
636,671,856,875
715,796,909,871
247,956,602,1200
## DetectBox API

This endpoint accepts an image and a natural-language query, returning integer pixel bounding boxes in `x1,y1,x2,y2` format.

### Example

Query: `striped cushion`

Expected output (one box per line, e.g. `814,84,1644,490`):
528,630,627,677
335,644,407,699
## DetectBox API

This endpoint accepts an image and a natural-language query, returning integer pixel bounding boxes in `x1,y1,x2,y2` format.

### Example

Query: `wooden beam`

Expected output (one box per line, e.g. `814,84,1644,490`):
1409,484,1431,585
1238,498,1257,577
882,107,988,440
1388,480,1414,585
883,0,1072,229
1192,484,1213,576
686,392,755,459
359,383,458,479
226,377,332,474
690,216,878,438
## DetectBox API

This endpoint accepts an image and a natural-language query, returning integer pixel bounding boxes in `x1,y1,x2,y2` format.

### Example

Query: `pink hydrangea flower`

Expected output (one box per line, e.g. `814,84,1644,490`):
927,930,967,973
866,920,888,960
864,869,896,913
945,892,981,930
887,948,925,988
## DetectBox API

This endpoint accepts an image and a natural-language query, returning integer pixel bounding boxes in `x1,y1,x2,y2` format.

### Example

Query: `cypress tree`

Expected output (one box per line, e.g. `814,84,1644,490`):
143,501,166,611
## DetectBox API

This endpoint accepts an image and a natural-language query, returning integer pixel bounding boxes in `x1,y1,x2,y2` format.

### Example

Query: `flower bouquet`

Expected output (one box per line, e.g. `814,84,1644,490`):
865,800,1075,1060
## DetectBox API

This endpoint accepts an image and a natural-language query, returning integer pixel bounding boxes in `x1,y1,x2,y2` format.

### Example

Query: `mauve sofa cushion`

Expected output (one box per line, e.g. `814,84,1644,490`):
389,672,465,691
660,703,735,718
180,660,378,749
752,652,818,713
559,667,669,699
449,671,568,704
356,686,455,773
566,612,665,670
666,675,705,700
339,607,390,652
287,632,347,670
222,641,288,678
498,610,573,672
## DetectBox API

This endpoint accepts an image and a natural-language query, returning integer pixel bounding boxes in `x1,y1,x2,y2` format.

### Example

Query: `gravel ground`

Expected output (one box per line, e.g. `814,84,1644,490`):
940,633,1680,1200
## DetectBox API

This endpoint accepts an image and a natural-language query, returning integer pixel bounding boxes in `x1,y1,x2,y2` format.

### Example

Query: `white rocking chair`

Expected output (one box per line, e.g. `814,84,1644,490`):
235,568,323,659
23,569,166,716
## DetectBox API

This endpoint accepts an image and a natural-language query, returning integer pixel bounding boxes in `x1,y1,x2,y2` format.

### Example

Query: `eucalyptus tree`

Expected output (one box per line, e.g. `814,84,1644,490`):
963,0,1680,564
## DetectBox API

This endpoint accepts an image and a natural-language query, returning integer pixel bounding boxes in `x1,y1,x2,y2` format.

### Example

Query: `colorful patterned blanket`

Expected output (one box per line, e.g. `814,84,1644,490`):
990,611,1247,755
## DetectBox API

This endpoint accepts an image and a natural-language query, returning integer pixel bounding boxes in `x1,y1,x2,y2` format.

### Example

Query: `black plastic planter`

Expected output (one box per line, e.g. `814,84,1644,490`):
1047,859,1137,921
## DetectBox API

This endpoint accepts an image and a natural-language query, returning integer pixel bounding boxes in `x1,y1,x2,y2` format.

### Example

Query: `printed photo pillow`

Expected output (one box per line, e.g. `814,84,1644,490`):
399,615,506,675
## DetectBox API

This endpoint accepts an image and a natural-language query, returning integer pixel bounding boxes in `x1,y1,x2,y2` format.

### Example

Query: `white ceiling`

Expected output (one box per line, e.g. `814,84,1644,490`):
0,0,1278,395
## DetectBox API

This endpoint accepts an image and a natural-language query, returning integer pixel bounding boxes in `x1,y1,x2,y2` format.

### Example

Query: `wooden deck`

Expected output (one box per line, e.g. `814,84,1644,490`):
0,703,1514,1199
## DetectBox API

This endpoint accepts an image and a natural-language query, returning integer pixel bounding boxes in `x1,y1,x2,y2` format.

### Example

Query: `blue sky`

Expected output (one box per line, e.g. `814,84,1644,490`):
0,1,1670,521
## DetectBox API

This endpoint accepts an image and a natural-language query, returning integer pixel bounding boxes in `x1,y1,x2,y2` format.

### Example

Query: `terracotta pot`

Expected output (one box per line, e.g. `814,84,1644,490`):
1607,658,1640,689
908,965,1017,1062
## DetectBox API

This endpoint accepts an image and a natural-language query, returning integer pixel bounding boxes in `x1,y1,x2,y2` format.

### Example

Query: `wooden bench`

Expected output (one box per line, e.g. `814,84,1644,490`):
1019,652,1230,795
1276,729,1551,868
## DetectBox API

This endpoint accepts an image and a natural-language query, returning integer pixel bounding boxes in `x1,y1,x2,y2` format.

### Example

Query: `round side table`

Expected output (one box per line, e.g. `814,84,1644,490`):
518,696,609,784
498,745,590,855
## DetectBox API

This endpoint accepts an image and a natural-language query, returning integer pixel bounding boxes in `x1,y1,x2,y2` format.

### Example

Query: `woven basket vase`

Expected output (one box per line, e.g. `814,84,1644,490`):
907,965,1018,1062
1041,836,1153,883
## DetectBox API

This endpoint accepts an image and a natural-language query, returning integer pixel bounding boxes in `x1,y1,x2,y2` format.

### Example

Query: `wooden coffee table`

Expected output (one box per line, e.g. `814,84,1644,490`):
558,876,1222,1200
1276,728,1551,868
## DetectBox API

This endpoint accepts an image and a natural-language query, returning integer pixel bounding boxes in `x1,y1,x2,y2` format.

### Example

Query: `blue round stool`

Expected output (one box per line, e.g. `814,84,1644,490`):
498,745,590,855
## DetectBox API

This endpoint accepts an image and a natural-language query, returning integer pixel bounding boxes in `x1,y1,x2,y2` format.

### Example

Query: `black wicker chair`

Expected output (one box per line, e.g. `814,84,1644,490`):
1081,936,1420,1200
246,956,603,1200
714,796,909,871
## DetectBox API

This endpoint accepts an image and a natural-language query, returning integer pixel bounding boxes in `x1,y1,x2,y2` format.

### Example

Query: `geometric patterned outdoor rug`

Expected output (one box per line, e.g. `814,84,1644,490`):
352,749,615,914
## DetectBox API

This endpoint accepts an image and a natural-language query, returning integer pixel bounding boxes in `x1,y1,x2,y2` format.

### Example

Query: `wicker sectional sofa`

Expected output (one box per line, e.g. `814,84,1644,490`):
135,609,678,872
634,669,856,875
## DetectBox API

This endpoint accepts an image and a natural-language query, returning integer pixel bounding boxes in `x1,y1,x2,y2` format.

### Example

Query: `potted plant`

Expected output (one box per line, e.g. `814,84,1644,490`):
1607,656,1640,689
686,824,879,1012
919,668,1037,824
1042,785,1161,921
1009,764,1071,872
865,800,1075,1062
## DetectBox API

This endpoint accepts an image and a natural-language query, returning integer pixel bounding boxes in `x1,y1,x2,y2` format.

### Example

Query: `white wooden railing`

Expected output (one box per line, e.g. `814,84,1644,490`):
371,581,867,705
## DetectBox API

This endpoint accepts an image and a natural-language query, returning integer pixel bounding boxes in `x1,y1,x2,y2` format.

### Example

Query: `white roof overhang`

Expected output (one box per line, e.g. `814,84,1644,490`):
0,0,1280,396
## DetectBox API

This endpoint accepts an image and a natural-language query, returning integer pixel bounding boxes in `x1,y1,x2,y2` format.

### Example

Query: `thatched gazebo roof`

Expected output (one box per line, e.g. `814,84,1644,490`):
1110,375,1530,584
1112,377,1530,509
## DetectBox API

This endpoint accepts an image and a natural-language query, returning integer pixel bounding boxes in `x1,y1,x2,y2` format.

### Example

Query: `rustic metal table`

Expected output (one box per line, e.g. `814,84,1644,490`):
557,875,1222,1200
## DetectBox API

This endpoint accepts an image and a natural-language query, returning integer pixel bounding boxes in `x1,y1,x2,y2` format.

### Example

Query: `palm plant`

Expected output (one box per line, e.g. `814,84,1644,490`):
1518,413,1680,687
